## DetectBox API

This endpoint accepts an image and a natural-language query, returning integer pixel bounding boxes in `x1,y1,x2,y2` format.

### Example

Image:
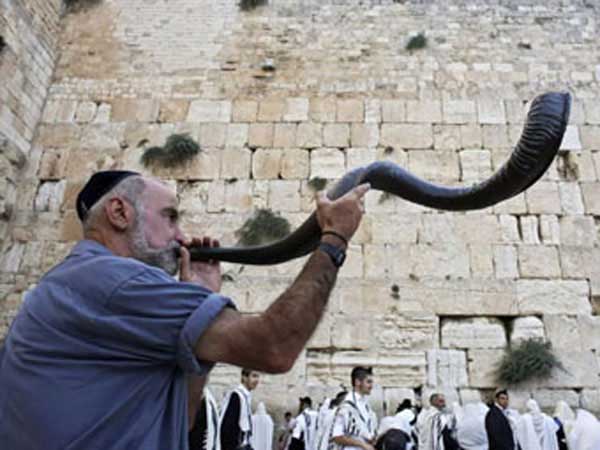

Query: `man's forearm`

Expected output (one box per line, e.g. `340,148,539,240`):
333,435,367,449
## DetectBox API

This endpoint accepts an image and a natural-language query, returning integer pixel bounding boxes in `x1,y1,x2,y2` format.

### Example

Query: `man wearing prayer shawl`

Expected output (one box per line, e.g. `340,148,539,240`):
567,409,600,450
190,386,221,450
220,369,260,450
456,402,489,450
376,408,416,450
290,397,319,450
315,391,348,450
251,402,274,450
522,399,559,450
485,389,520,450
332,367,378,450
553,401,575,450
416,393,460,450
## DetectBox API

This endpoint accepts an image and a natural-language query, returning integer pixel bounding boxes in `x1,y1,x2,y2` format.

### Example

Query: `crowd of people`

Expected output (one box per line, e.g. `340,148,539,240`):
191,368,600,450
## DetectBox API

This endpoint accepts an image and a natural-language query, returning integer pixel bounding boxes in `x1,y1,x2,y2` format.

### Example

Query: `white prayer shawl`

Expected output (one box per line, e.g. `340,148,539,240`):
505,408,522,450
316,406,337,450
332,392,377,450
456,402,488,450
293,408,319,450
221,384,253,446
378,409,414,437
567,409,600,450
416,407,455,450
553,400,575,436
525,399,559,450
204,388,221,450
516,413,542,450
251,402,274,450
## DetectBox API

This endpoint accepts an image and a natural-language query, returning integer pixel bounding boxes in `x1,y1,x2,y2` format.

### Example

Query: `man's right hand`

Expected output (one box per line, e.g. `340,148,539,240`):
315,183,370,243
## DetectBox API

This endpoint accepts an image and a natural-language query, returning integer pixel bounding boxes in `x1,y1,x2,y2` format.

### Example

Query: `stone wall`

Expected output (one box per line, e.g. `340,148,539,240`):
2,0,600,418
0,0,63,277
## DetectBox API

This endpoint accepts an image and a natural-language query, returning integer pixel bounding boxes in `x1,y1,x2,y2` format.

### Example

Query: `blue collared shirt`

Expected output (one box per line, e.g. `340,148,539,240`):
0,240,233,450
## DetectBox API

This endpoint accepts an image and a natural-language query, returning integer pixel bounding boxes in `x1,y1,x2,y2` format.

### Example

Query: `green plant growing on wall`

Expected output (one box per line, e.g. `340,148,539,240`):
64,0,102,12
307,177,327,192
140,133,201,169
240,0,268,11
236,209,291,246
495,338,563,385
406,33,427,52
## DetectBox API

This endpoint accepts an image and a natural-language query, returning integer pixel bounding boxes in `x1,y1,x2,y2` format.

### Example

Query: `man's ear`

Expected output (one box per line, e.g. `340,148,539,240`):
104,197,135,231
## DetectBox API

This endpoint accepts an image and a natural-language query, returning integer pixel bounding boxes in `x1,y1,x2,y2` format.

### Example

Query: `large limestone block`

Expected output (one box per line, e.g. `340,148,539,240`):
460,150,492,182
532,390,580,411
559,215,596,247
258,99,285,122
281,149,309,179
408,150,459,183
517,280,591,315
309,98,336,123
469,244,494,278
370,213,419,244
441,318,507,349
223,180,253,212
331,315,371,349
273,124,297,148
467,349,503,388
42,100,77,124
248,123,274,148
427,349,468,388
199,123,227,147
336,99,364,123
433,125,461,150
482,125,510,148
220,148,251,179
323,123,350,147
581,182,600,214
577,315,600,352
455,215,500,244
187,100,231,122
559,182,584,214
226,124,248,147
520,216,541,245
406,100,442,123
477,98,506,124
111,99,159,122
158,99,189,122
268,180,301,212
540,215,560,245
559,125,582,151
296,123,322,148
510,316,545,344
460,124,483,149
443,100,476,124
581,390,600,414
310,148,345,178
232,100,258,122
494,245,519,279
283,97,309,122
350,124,379,147
381,124,433,149
525,181,561,214
252,149,282,179
545,349,600,389
381,100,405,123
411,243,470,279
517,245,561,278
374,312,438,352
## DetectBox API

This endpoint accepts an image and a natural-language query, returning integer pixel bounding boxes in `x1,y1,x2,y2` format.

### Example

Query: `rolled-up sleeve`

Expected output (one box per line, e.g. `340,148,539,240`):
177,292,233,373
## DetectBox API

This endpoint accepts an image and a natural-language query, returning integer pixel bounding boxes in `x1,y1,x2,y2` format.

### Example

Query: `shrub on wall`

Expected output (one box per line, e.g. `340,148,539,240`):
236,209,291,246
495,338,563,385
140,134,201,169
240,0,268,11
406,33,427,52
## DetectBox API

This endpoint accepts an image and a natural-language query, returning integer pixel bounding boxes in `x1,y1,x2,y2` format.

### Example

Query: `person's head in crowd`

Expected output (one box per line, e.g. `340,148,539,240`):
396,398,413,413
351,366,374,396
298,396,312,413
494,388,510,409
77,171,185,276
241,368,260,391
284,411,292,423
429,393,446,411
331,390,348,408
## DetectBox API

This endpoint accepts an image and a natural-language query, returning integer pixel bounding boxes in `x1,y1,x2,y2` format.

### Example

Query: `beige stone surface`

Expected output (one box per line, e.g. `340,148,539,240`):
441,318,507,349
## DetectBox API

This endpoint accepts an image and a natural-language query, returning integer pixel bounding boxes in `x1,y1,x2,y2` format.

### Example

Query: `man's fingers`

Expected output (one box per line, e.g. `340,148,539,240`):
352,182,371,199
179,246,190,279
315,190,329,205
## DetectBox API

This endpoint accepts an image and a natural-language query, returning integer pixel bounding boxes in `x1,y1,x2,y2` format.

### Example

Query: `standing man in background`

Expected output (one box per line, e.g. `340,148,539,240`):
220,369,261,450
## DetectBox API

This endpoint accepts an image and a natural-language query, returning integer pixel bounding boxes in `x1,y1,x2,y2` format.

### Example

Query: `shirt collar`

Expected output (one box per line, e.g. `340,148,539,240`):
238,384,251,397
69,239,114,257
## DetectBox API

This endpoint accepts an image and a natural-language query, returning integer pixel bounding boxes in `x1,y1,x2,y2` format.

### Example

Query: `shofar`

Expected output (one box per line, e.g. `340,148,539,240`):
188,91,571,265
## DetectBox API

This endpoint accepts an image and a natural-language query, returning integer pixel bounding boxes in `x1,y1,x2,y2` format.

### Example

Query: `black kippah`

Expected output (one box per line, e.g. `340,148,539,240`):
76,170,140,221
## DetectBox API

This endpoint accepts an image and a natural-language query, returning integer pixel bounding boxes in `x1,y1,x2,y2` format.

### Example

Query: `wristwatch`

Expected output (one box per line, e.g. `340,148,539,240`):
318,242,346,268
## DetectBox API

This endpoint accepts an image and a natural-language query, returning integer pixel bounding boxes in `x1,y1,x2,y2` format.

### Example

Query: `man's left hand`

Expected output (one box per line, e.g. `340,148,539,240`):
179,237,222,292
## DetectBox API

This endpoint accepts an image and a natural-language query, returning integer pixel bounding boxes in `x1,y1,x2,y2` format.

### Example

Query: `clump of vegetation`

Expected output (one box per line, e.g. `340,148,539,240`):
495,338,563,385
390,284,400,300
378,192,392,204
140,134,201,169
240,0,268,11
0,36,6,53
406,33,427,52
307,177,328,192
64,0,103,12
236,209,291,246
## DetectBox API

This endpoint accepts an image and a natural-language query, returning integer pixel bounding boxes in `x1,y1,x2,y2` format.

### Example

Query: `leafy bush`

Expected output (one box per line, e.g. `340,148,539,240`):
307,177,327,192
406,33,427,52
64,0,102,12
140,134,200,169
236,209,291,246
240,0,268,11
495,338,563,385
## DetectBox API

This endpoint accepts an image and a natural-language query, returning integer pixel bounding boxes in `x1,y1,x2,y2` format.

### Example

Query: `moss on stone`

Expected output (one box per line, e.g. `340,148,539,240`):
236,209,291,246
495,338,563,385
140,133,200,169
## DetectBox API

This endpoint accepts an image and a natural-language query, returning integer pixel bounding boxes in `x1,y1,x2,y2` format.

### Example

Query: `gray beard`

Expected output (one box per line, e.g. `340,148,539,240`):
129,222,180,276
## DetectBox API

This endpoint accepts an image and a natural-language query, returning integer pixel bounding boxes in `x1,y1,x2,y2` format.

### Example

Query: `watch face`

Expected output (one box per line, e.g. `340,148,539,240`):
319,242,346,268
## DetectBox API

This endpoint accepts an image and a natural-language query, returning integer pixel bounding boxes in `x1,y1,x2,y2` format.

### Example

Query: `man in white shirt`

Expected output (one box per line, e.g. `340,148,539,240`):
220,369,260,450
332,367,378,450
290,397,319,450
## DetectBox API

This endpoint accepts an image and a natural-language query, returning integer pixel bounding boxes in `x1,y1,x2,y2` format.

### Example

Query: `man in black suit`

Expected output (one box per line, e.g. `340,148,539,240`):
485,389,520,450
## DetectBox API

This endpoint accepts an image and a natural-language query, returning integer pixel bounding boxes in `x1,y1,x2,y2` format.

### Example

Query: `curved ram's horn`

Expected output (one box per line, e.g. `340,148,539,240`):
187,91,571,265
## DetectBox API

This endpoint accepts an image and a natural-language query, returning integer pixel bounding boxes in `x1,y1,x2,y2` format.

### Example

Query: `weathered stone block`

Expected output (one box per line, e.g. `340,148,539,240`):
281,149,309,179
469,244,494,278
187,100,231,122
381,100,405,122
350,124,379,148
42,100,77,123
498,215,520,243
220,148,251,179
331,315,371,349
258,99,285,122
323,123,350,147
477,98,506,124
405,100,442,123
540,215,560,245
199,123,226,147
455,214,500,244
558,182,584,214
283,97,309,122
37,148,68,181
460,150,492,182
232,100,258,122
520,216,541,244
273,124,297,148
460,125,483,148
158,99,189,122
364,99,381,124
518,245,561,278
310,148,345,178
559,215,595,247
443,100,476,124
517,280,591,315
337,99,364,122
74,101,97,123
581,126,600,150
225,123,248,147
482,125,510,148
268,180,301,212
252,149,281,179
223,180,253,212
433,125,461,150
370,214,419,244
533,390,580,411
381,124,433,149
309,98,336,122
408,150,459,183
467,349,503,388
411,243,470,279
111,99,159,122
441,318,507,349
560,125,582,151
510,316,545,344
427,349,468,388
580,182,600,214
296,123,322,148
33,181,65,212
248,123,274,148
525,181,561,214
494,245,518,279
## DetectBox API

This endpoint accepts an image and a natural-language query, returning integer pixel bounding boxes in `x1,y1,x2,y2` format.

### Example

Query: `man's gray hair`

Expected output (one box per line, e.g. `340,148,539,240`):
82,176,146,234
